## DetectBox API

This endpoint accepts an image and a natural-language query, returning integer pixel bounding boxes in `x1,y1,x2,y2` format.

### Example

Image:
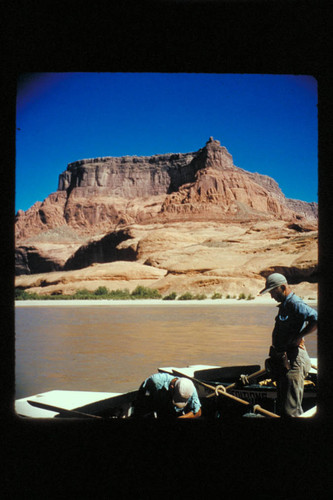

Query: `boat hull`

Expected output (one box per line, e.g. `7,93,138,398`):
15,390,138,419
15,360,317,419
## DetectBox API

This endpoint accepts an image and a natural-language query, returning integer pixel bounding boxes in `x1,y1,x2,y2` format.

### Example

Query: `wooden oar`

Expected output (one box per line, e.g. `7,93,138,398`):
170,369,280,418
28,400,103,419
225,368,267,391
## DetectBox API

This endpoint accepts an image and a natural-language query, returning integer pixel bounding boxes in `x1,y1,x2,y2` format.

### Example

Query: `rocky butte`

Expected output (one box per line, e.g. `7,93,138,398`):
15,138,318,298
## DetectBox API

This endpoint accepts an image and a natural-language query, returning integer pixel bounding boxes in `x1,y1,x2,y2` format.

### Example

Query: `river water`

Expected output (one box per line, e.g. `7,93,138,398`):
15,303,318,399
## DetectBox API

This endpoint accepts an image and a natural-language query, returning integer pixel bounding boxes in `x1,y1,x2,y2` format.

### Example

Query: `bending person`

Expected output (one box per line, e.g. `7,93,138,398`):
132,372,202,418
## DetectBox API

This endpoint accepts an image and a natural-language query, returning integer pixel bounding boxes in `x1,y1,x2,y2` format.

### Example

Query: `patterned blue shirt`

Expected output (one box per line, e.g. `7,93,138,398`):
141,372,201,415
272,292,317,351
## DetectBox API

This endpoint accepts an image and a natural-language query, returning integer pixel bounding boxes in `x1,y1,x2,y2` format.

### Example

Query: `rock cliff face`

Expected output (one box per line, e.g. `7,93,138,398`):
15,138,318,288
16,138,317,240
160,167,295,220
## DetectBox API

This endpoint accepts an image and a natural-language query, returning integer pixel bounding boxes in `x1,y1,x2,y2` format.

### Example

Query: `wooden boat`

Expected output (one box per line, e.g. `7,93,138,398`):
15,358,317,419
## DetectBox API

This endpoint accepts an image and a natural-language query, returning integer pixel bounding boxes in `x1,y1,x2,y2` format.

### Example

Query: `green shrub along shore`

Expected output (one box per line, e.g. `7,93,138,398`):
15,286,256,301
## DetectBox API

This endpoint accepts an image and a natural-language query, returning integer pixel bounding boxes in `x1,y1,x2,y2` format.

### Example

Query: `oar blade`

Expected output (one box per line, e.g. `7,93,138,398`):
27,400,102,419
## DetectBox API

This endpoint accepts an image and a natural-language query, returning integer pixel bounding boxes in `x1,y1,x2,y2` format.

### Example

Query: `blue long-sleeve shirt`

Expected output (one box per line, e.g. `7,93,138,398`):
272,292,317,351
140,372,201,416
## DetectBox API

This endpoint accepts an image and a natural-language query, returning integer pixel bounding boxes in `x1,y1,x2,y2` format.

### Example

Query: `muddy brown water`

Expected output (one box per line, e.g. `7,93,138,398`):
15,303,317,399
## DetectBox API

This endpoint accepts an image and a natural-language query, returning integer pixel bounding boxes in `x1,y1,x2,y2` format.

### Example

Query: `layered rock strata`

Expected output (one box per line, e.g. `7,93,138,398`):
15,138,318,295
16,138,317,242
15,221,318,298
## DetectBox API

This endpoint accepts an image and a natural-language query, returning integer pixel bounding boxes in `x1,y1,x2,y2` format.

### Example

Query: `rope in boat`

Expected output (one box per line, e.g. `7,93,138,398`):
169,368,280,418
215,384,226,396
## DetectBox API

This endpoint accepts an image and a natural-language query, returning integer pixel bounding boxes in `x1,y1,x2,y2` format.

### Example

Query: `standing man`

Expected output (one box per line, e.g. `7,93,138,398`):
132,372,202,418
259,273,317,417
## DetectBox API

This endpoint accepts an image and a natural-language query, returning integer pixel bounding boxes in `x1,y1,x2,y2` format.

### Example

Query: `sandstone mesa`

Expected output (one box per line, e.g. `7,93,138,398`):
15,138,318,298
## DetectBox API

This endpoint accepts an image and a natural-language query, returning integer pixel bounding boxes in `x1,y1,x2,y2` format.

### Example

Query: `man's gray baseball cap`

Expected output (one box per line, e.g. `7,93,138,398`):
259,273,288,295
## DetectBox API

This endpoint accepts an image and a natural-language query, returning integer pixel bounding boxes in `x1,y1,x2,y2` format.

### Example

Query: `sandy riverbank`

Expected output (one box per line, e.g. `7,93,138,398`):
15,296,318,307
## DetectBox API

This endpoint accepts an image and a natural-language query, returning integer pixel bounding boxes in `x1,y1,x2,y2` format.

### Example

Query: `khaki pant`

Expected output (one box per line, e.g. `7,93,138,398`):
276,347,311,417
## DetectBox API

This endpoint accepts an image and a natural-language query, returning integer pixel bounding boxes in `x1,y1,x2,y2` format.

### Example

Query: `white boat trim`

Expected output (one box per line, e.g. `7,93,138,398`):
300,405,317,418
15,390,123,418
158,364,221,377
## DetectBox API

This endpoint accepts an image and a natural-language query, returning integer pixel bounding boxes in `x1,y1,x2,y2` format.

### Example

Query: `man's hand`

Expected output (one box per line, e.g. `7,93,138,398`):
178,408,202,419
291,320,317,346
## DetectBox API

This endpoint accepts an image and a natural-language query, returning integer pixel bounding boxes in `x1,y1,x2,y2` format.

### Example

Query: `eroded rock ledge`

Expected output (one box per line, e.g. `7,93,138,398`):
15,221,318,298
15,139,318,296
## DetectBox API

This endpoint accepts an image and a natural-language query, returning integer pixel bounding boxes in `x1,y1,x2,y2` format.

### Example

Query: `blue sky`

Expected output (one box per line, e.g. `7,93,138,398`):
16,73,318,212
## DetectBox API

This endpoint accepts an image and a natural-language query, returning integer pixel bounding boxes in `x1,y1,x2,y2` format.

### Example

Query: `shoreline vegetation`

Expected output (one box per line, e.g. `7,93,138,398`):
15,285,317,306
15,286,255,302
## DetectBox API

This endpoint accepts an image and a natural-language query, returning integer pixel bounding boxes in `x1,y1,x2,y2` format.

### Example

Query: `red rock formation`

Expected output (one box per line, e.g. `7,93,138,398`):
15,138,318,276
16,137,317,240
160,166,296,221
